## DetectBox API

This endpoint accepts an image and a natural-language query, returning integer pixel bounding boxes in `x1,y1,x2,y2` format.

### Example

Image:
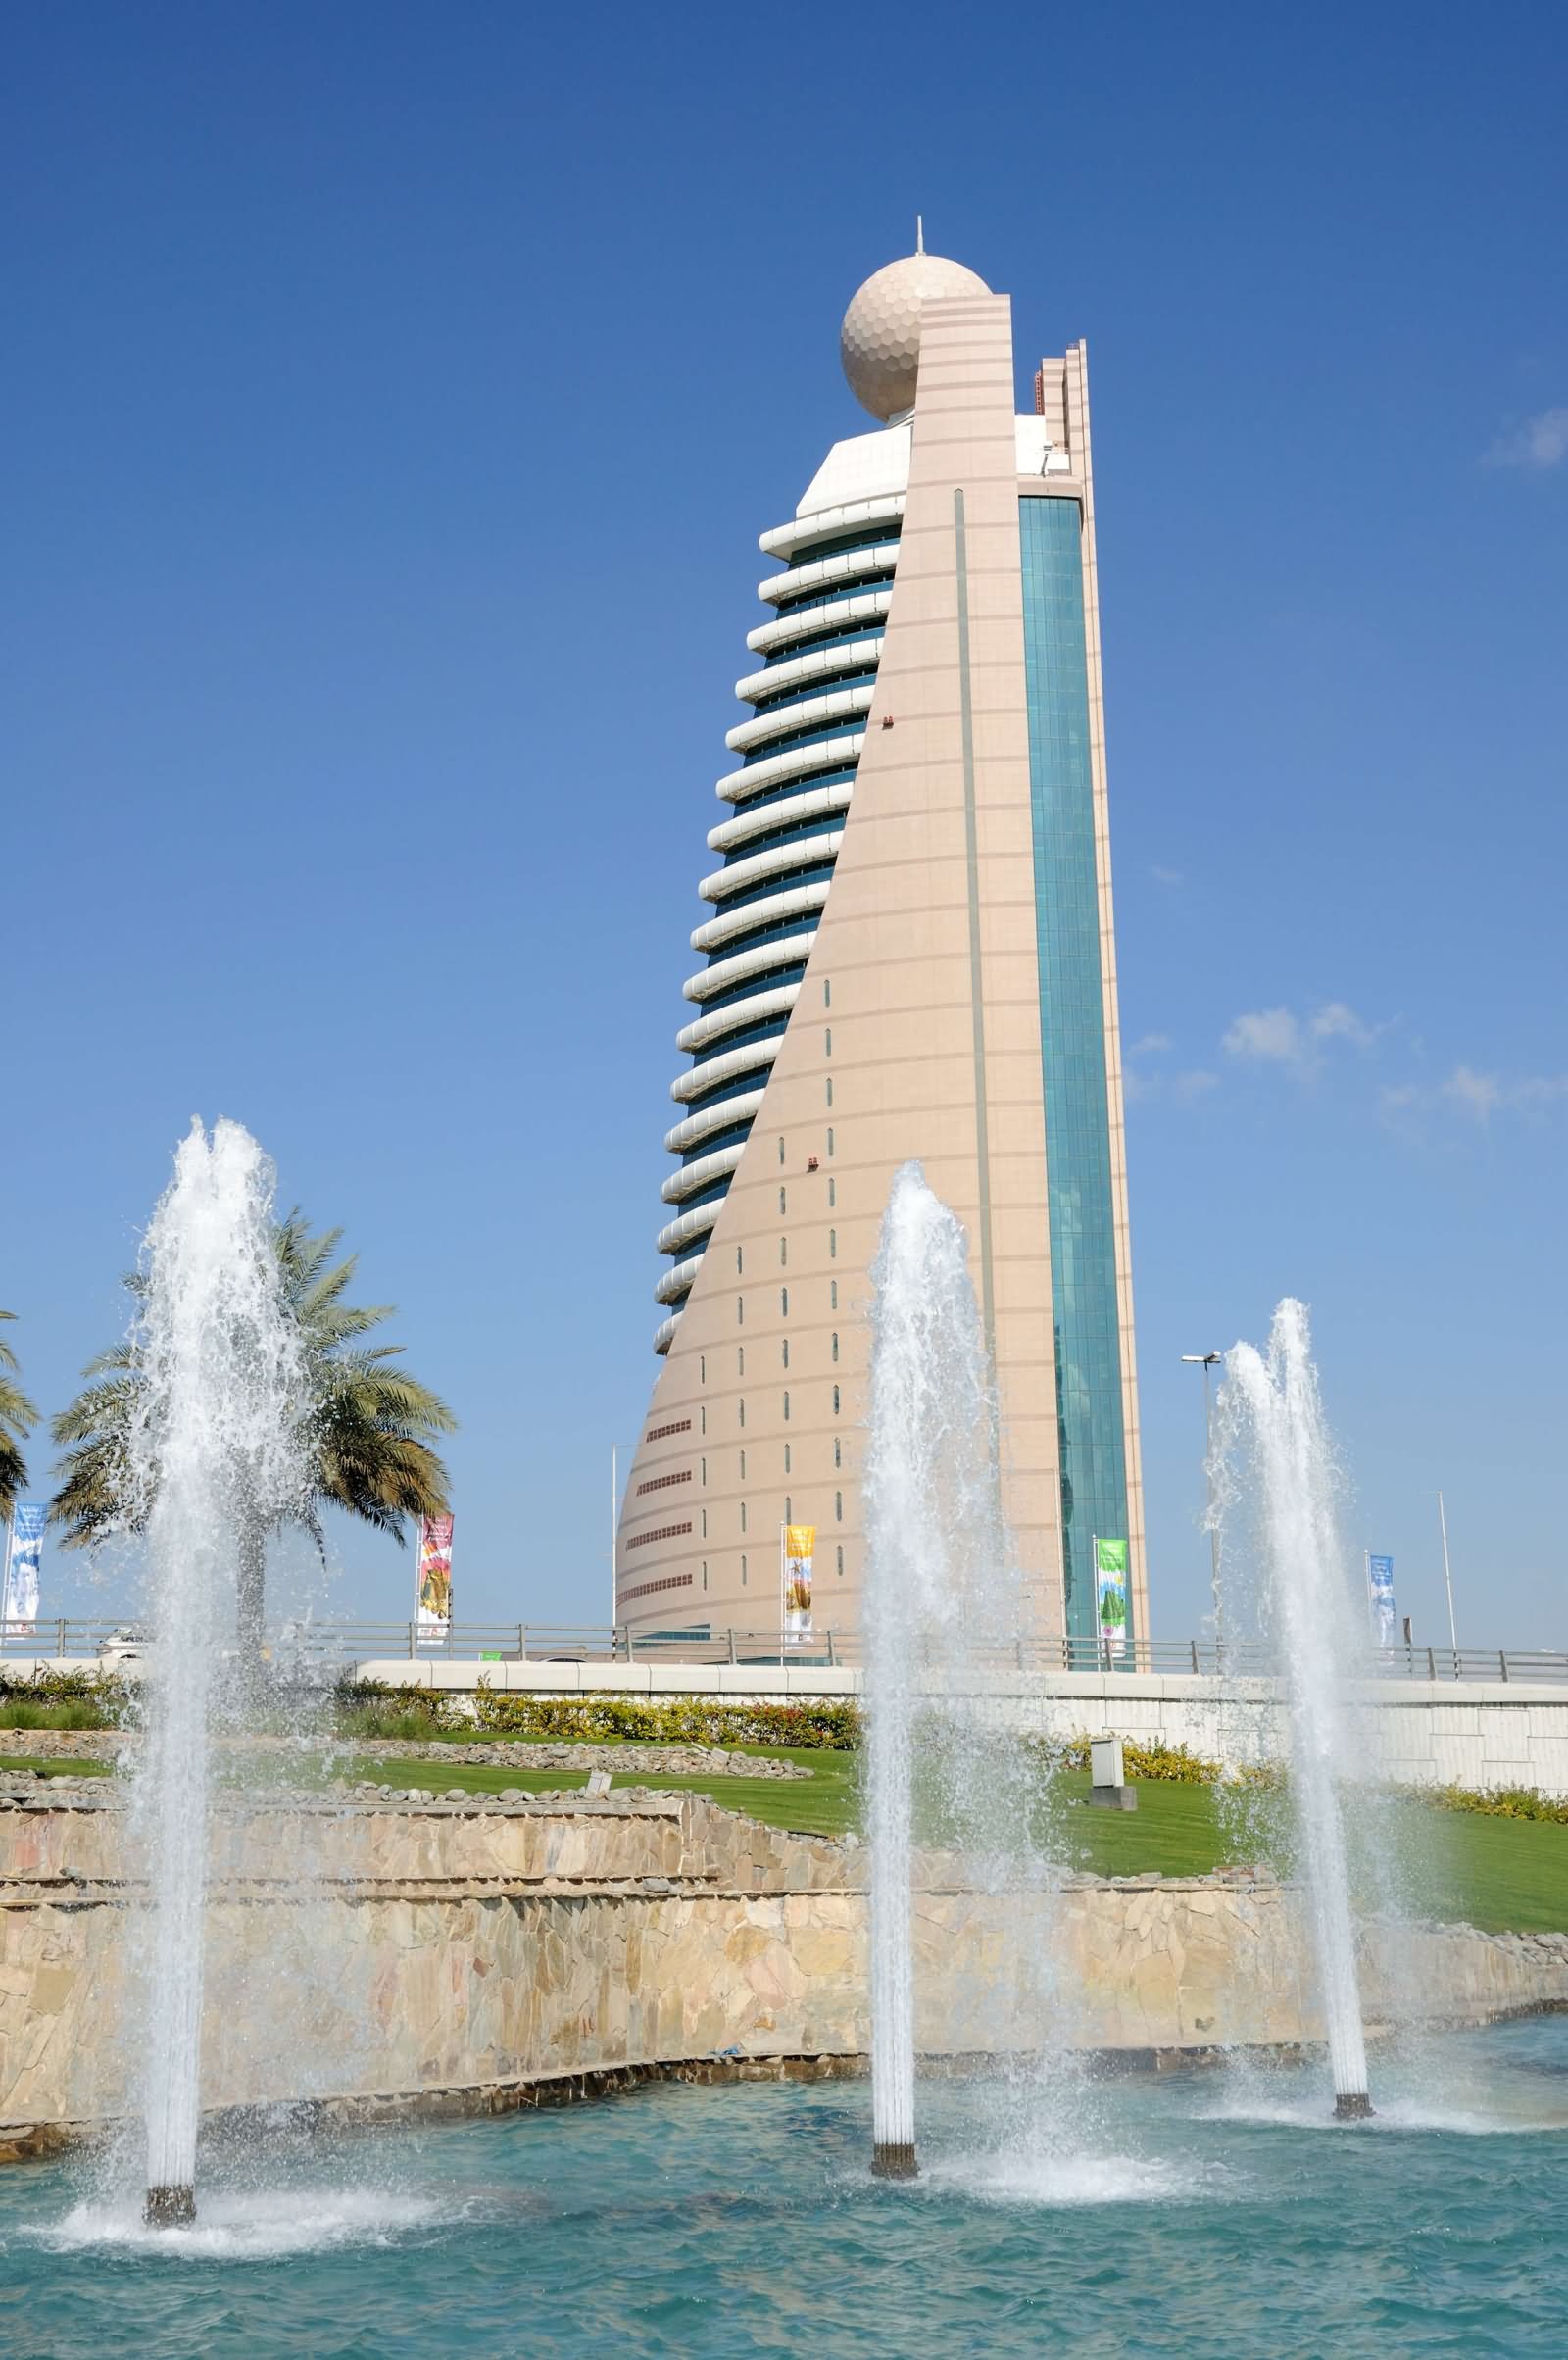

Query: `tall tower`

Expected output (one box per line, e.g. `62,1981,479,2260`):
614,248,1147,1651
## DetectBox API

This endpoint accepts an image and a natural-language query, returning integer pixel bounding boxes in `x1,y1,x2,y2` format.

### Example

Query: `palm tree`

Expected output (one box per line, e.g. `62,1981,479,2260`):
0,1312,38,1527
50,1214,456,1651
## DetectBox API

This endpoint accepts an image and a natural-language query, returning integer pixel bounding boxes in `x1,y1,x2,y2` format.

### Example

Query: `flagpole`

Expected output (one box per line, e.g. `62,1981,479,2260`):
610,1445,617,1638
1438,1491,1457,1656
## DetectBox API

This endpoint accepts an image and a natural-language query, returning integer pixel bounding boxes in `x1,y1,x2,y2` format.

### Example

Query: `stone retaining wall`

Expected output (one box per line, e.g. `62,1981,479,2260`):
2,1795,1564,2146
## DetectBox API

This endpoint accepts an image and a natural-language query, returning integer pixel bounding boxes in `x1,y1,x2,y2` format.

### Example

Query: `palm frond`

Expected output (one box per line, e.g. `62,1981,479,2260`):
48,1211,456,1559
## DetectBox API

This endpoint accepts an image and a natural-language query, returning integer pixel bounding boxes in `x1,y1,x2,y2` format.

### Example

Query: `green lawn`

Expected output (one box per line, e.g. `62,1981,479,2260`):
348,1744,859,1841
0,1754,115,1779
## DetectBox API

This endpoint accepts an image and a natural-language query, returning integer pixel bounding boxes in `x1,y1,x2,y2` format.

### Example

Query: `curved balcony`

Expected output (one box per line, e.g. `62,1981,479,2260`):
714,731,863,807
725,680,874,758
653,1312,681,1357
690,879,830,959
654,1252,705,1308
758,492,905,564
735,634,883,710
683,930,815,1007
676,981,800,1057
708,778,852,858
699,829,843,909
746,586,893,661
663,1087,766,1157
661,1140,747,1207
669,1037,781,1105
757,539,900,611
657,1198,723,1257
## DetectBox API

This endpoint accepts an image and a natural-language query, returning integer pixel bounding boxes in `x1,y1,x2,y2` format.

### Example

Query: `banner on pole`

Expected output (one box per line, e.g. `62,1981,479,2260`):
3,1504,44,1639
1368,1553,1396,1648
416,1513,454,1647
1095,1536,1128,1660
783,1524,815,1646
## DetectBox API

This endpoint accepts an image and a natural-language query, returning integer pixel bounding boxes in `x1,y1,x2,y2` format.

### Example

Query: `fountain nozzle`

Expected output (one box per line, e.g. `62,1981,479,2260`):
144,2184,197,2227
871,2142,919,2181
1333,2092,1374,2122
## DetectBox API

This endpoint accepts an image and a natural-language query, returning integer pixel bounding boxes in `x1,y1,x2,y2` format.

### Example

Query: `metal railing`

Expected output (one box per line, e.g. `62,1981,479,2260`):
1,1619,1565,1686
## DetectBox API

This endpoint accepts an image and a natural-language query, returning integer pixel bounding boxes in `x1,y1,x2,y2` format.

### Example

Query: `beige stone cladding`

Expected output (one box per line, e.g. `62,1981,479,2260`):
618,290,1070,1643
5,1797,1568,2136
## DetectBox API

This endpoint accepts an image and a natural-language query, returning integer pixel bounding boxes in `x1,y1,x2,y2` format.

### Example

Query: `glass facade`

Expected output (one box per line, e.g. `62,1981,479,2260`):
1018,498,1131,1647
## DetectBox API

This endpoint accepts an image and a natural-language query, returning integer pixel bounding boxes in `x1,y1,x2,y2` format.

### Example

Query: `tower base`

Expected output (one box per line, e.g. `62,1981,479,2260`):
1333,2091,1374,2122
144,2184,196,2227
871,2141,918,2181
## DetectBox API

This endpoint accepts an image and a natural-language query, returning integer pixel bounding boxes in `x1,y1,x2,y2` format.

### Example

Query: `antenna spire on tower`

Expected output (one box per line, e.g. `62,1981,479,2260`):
915,214,924,255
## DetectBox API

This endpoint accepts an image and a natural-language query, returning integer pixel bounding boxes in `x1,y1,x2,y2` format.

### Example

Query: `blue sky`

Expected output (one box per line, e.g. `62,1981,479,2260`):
4,2,1564,1646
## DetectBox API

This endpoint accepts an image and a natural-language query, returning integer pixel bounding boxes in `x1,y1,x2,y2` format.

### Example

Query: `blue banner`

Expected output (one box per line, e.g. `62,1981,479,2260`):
1368,1552,1396,1647
3,1503,44,1635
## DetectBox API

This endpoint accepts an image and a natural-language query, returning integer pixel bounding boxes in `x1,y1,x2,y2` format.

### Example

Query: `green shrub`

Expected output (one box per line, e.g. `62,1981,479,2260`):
0,1669,125,1729
1415,1781,1568,1827
468,1692,862,1751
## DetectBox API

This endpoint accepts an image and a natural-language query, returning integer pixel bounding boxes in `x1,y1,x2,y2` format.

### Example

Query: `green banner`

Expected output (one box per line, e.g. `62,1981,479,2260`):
1095,1536,1128,1658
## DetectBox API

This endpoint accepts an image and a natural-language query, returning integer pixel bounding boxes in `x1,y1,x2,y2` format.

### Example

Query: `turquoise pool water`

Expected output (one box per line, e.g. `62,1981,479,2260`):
4,2018,1567,2359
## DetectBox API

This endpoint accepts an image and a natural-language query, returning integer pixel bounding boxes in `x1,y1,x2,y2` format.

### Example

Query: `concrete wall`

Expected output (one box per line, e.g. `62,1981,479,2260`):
11,1654,1568,1793
3,1795,1565,2143
335,1661,1568,1797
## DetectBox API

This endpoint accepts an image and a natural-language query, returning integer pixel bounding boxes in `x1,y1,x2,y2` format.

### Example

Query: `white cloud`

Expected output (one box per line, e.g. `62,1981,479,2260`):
1443,1065,1502,1121
1383,1065,1568,1125
1129,1032,1172,1057
1487,406,1568,470
1122,1064,1217,1106
1310,1001,1375,1048
1223,1008,1304,1063
1223,999,1382,1067
1150,864,1185,888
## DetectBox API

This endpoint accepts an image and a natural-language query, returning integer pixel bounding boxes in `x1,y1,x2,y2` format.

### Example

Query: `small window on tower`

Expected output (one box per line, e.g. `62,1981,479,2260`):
781,1338,790,1368
782,1390,790,1421
823,979,831,1008
835,1492,843,1522
830,1280,838,1309
778,1137,786,1165
831,1333,839,1362
784,1442,792,1473
828,1178,836,1207
834,1436,842,1468
824,1028,832,1057
827,1128,835,1157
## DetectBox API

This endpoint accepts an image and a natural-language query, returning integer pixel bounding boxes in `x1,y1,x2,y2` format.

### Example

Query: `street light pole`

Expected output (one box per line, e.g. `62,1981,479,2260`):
1182,1352,1225,1668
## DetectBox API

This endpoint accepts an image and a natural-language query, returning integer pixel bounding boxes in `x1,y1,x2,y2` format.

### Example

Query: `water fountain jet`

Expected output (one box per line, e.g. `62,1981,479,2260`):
124,1118,305,2227
863,1164,1021,2181
1215,1299,1373,2121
